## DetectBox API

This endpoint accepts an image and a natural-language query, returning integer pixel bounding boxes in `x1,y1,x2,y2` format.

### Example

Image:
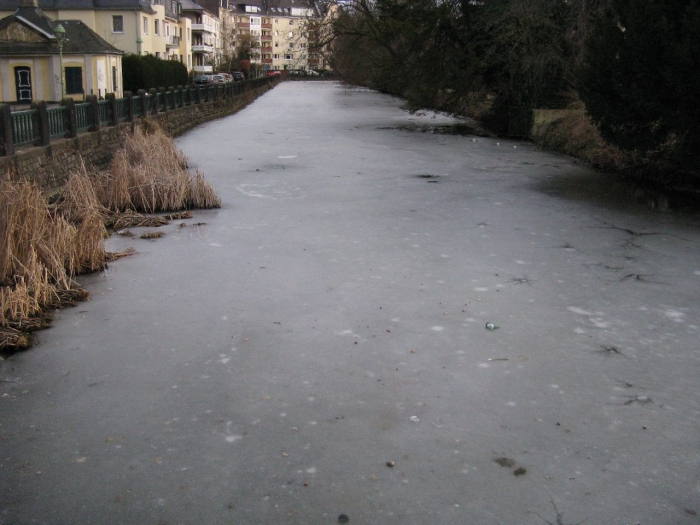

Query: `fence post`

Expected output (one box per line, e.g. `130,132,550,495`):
106,93,118,125
150,88,159,115
125,91,134,122
62,98,77,138
86,95,100,131
137,89,148,117
0,104,14,156
31,101,50,147
158,88,168,113
176,85,183,107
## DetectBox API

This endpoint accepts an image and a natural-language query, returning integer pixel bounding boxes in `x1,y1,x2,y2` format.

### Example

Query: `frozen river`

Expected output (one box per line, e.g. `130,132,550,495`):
2,82,700,524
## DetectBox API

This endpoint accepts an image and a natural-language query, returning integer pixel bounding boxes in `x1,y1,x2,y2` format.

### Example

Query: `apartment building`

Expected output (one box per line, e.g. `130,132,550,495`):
229,0,325,73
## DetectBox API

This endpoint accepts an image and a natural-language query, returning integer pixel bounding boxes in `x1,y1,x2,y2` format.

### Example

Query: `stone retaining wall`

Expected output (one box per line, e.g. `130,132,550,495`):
0,81,276,192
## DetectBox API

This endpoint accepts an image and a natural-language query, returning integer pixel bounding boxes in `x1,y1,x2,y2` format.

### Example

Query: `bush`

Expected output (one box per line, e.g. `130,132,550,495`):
122,54,188,92
579,0,700,188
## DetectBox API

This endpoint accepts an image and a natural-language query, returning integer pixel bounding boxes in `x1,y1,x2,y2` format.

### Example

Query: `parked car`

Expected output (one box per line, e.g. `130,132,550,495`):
266,70,282,77
233,71,245,81
194,74,214,85
212,74,227,84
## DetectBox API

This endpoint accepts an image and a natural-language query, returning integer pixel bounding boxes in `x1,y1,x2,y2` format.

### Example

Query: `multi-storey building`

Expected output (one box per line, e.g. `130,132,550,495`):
179,0,218,73
230,0,325,73
0,0,198,72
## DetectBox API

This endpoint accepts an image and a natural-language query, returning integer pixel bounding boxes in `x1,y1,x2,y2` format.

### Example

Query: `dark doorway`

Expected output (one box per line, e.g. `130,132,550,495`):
14,66,32,102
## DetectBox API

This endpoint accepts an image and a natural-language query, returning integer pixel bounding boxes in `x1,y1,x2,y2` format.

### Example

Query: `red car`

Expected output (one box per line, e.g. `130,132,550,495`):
266,70,282,77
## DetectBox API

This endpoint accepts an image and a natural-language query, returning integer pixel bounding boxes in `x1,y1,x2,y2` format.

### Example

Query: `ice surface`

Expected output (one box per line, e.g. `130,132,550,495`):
1,82,700,525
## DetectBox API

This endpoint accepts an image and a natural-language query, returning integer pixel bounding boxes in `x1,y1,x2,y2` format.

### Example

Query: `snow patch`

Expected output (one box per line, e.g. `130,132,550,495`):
664,309,685,322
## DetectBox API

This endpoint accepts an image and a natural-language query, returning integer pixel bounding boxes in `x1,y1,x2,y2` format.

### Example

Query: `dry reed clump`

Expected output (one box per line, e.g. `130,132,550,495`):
0,181,99,351
0,175,111,351
1,124,221,353
99,124,220,214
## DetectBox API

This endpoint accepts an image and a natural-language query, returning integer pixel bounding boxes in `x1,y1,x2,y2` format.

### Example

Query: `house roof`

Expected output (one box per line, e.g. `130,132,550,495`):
229,0,323,18
0,0,156,13
179,0,204,13
0,5,122,55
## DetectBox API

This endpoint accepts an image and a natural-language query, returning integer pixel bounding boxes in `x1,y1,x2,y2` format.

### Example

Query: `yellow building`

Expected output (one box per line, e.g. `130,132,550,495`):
0,0,194,71
230,0,325,73
0,0,123,103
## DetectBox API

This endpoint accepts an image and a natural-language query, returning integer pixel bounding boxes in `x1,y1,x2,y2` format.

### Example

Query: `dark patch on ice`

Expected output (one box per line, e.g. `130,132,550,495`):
414,174,442,183
596,345,627,358
494,457,516,468
507,274,534,286
377,122,489,136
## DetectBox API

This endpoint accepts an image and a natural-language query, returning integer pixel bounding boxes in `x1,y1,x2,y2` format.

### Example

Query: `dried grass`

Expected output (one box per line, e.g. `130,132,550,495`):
1,122,220,353
101,124,220,213
106,210,169,229
140,231,165,239
106,248,136,262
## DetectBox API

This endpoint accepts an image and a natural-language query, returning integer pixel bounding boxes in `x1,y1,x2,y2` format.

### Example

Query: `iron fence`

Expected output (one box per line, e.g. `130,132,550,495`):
11,109,38,148
1,77,276,156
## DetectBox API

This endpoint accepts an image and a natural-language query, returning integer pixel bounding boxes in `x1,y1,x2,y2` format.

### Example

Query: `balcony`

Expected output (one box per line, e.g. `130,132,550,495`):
166,35,180,48
261,34,272,42
262,23,272,29
191,23,215,33
237,22,250,29
192,44,214,53
261,46,272,53
262,58,272,64
193,65,213,73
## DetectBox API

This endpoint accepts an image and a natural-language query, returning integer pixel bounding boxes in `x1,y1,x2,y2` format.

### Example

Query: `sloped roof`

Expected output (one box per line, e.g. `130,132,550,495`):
179,0,204,12
0,0,155,13
229,0,323,18
0,5,122,55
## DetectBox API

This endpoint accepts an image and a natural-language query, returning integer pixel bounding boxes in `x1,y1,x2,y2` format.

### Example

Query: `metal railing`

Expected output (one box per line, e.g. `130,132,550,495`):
0,76,276,156
11,109,38,148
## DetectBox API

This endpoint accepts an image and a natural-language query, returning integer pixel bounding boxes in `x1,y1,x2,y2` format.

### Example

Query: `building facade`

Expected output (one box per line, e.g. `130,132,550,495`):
0,0,123,103
230,0,326,73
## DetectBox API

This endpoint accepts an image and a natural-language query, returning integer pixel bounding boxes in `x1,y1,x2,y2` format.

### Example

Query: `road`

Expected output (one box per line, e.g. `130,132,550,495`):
2,81,700,525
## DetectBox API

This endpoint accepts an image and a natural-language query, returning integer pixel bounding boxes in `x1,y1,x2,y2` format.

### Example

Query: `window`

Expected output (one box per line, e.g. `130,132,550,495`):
65,67,83,94
155,19,160,35
284,53,293,60
112,15,124,33
165,23,169,36
112,66,118,92
156,51,161,58
273,53,279,59
289,20,293,25
143,16,148,34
